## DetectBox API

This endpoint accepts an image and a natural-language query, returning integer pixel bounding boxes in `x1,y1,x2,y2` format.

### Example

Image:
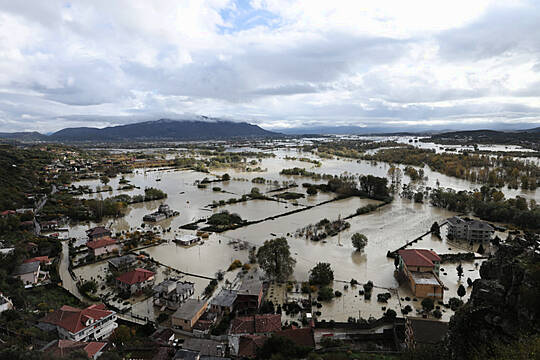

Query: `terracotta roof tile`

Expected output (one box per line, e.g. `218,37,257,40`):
116,268,155,285
86,237,117,249
398,249,440,267
41,304,113,334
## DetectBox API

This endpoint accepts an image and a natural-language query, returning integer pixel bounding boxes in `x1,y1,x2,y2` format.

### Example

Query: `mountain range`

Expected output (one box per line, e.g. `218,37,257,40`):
0,119,278,142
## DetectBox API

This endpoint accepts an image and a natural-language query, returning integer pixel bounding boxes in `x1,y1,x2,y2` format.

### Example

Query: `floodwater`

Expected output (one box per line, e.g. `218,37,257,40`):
65,142,537,323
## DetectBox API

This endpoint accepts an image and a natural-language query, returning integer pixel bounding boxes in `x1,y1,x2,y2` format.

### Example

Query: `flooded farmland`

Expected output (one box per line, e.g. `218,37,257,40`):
61,139,539,324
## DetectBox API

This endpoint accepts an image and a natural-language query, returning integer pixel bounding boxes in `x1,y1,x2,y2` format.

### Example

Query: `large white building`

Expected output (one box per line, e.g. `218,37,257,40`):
447,217,494,242
39,304,118,342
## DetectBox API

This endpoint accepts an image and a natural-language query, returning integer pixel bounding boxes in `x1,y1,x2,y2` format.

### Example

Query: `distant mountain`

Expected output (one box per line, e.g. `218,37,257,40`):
0,131,47,141
0,119,279,142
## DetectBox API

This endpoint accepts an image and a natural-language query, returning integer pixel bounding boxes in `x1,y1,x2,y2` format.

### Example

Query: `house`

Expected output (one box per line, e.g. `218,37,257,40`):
210,288,237,314
143,204,177,222
405,318,449,349
86,226,112,241
237,335,267,359
41,339,107,359
116,268,155,295
24,256,53,266
193,311,218,334
172,299,208,332
228,314,281,356
174,349,200,360
153,278,195,310
235,271,264,313
86,237,119,257
12,261,41,285
39,304,117,341
183,338,227,358
0,293,14,313
108,254,138,271
175,234,201,246
274,327,316,349
447,217,494,242
397,249,444,299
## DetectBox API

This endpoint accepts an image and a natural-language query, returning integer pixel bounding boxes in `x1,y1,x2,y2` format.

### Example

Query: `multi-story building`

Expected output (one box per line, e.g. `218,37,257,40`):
86,237,119,257
153,278,195,310
447,216,494,242
172,299,208,332
39,304,118,341
397,249,444,299
116,268,155,295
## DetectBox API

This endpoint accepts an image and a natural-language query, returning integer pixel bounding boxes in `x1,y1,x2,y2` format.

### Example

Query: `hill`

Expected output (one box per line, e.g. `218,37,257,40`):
424,128,540,149
49,119,278,141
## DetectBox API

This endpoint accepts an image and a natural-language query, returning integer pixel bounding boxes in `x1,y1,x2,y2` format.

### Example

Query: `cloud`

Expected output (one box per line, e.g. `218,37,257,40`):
0,0,539,132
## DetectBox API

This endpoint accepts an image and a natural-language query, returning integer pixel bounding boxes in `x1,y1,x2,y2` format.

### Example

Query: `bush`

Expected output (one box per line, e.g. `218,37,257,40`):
334,290,342,297
433,309,442,319
228,260,243,272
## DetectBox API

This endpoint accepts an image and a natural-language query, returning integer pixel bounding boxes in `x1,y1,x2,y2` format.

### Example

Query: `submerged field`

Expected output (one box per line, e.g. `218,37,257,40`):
59,137,538,323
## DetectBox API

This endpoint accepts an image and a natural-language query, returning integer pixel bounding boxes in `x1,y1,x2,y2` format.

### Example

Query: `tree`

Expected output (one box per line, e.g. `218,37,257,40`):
110,324,131,347
431,221,441,238
306,187,317,196
414,191,424,203
309,262,334,286
351,233,368,251
256,237,296,282
457,284,466,299
421,297,434,314
457,263,464,281
100,176,110,186
467,277,473,287
222,173,230,181
317,286,334,301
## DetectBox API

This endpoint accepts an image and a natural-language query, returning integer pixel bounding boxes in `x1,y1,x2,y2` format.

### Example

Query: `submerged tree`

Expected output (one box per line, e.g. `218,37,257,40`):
457,263,464,281
309,262,334,286
352,233,368,251
256,237,296,282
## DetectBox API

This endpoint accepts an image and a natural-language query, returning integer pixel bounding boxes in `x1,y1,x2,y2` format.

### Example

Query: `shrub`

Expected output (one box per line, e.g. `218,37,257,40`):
318,286,334,301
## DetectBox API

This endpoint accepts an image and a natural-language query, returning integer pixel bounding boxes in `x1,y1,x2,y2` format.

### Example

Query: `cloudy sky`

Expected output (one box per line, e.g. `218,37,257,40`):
1,0,540,133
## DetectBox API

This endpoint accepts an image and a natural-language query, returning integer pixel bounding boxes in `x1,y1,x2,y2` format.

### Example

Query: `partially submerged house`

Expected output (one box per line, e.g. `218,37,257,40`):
174,234,201,246
397,249,444,299
107,254,138,271
447,216,494,242
153,278,195,310
235,271,264,313
143,204,177,222
86,226,112,242
116,268,155,295
39,304,117,341
86,237,119,257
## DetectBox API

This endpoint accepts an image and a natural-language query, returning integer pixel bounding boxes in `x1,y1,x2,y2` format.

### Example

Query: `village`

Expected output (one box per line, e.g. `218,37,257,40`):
0,138,537,360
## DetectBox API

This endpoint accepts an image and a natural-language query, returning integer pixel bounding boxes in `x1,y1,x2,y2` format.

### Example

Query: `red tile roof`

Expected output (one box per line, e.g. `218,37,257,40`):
399,249,441,268
229,314,281,334
86,226,111,237
274,327,315,348
43,339,107,359
41,304,113,334
0,210,15,216
23,256,51,264
238,335,267,358
86,237,117,249
116,268,155,285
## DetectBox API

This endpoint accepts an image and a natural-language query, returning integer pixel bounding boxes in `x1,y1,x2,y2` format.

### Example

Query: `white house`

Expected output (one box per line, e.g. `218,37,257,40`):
39,304,118,342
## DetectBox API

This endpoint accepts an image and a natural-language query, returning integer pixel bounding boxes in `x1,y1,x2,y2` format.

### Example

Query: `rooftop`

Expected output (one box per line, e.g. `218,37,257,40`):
210,288,238,308
173,299,207,320
229,314,281,334
116,268,155,285
86,226,111,237
42,339,107,359
86,237,117,249
238,272,263,296
107,254,137,268
411,271,442,286
12,261,40,276
399,249,441,268
274,327,315,349
40,304,114,334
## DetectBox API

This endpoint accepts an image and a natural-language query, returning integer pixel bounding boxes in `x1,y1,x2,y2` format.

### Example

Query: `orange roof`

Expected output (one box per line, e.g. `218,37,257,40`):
23,256,51,264
86,237,117,249
398,249,441,267
41,304,113,334
274,327,315,348
116,268,155,285
230,314,281,334
44,339,106,358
